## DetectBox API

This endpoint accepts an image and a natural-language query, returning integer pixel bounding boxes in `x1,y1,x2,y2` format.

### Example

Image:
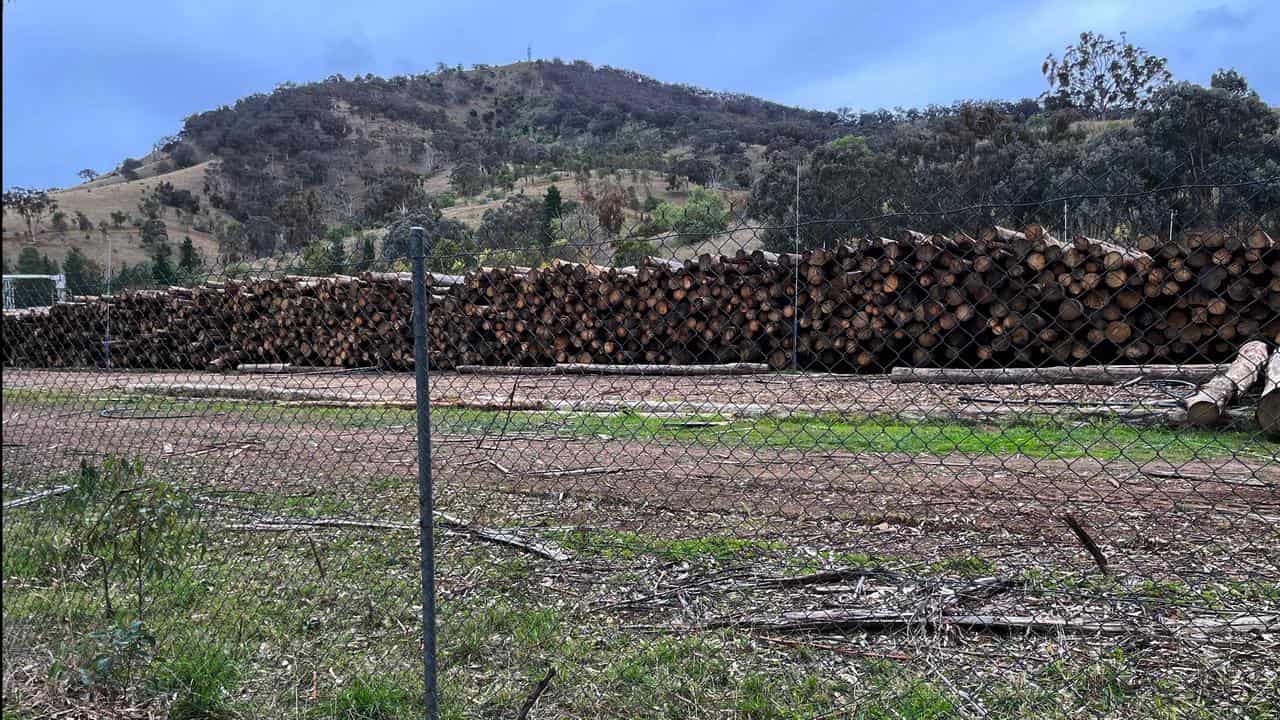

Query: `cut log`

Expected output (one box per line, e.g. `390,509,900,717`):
890,364,1228,386
1257,347,1280,437
1184,340,1270,426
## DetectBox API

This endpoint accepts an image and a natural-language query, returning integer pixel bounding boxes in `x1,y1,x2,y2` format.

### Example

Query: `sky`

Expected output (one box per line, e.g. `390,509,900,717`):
4,0,1277,189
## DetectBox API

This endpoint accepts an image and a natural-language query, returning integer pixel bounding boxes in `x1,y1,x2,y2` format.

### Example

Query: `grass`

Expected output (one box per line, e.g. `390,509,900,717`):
6,386,1275,462
10,461,1271,718
551,527,783,562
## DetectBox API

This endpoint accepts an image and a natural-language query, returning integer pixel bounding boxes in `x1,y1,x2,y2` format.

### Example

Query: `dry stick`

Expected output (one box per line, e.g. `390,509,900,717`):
1061,514,1109,575
515,668,556,720
714,610,1131,634
229,513,571,562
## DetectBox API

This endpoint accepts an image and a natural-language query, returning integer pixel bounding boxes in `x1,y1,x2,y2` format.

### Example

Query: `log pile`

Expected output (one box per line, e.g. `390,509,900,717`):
4,225,1278,374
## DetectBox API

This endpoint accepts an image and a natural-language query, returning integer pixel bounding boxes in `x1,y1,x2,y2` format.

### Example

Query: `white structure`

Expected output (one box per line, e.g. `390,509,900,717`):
2,273,67,310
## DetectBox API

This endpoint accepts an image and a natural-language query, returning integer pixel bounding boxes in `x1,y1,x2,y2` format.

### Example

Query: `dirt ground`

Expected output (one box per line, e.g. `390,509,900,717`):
4,368,1277,576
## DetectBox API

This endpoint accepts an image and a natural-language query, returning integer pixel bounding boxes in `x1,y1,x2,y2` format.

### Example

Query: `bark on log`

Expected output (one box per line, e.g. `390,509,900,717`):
1184,340,1270,426
1257,347,1280,437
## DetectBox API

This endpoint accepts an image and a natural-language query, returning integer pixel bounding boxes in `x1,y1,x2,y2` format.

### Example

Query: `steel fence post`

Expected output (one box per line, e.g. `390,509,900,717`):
410,225,438,720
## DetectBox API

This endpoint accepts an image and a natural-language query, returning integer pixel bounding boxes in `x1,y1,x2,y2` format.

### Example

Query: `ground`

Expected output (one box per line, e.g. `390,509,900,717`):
2,369,1278,718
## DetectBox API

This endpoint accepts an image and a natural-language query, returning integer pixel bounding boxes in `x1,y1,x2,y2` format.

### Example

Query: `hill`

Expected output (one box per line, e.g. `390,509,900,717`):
4,60,838,274
4,60,1277,291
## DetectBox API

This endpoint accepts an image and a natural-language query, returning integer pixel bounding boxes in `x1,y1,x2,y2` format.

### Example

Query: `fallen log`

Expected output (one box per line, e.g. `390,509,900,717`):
890,364,1227,386
1257,347,1280,437
455,362,772,376
1184,340,1270,426
554,362,771,376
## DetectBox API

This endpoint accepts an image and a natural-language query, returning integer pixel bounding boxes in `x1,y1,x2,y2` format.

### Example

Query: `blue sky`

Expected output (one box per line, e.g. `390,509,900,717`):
4,0,1277,189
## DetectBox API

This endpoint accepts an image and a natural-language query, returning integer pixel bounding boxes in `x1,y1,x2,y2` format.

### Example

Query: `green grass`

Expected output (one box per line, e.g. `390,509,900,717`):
7,386,1274,462
551,527,783,562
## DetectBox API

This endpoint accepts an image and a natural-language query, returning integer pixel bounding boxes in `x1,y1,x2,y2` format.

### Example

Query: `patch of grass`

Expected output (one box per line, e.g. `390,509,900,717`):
317,675,418,720
929,554,995,577
152,639,240,719
856,680,957,719
551,527,782,562
8,387,1274,461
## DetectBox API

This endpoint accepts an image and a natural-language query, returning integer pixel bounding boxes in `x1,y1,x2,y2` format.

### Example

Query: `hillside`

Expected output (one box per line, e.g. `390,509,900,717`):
4,60,1276,289
4,60,837,274
2,163,226,270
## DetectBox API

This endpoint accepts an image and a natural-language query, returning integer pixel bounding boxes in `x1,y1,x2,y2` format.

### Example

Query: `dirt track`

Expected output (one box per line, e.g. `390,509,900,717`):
4,369,1277,583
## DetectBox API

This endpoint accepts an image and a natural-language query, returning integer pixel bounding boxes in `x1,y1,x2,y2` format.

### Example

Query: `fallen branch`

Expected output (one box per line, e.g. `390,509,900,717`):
1061,514,1109,575
515,668,556,720
435,512,572,562
712,609,1130,634
228,513,571,562
3,485,73,510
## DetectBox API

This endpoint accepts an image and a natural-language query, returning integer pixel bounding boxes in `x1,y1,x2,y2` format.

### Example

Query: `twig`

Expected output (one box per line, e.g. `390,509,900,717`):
515,668,556,720
1061,514,1109,575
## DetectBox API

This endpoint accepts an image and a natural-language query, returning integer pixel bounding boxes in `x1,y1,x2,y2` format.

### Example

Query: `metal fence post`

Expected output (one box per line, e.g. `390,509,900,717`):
410,226,439,720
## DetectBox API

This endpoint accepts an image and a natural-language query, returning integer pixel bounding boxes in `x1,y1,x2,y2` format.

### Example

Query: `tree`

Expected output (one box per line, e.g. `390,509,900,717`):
151,241,176,285
120,158,143,181
450,162,485,197
272,190,323,250
327,235,346,273
110,210,129,228
77,168,99,183
51,211,69,234
541,185,563,245
16,246,46,274
382,212,473,272
63,247,104,295
1042,32,1172,118
178,236,203,275
140,218,168,246
355,236,376,272
612,235,655,267
76,211,93,232
3,187,59,242
474,196,543,255
593,184,627,236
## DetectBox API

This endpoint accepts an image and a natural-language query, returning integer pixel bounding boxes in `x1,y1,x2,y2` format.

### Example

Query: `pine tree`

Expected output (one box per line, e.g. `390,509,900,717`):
151,241,176,285
63,247,90,294
327,237,346,274
178,236,202,274
16,246,45,274
541,185,562,247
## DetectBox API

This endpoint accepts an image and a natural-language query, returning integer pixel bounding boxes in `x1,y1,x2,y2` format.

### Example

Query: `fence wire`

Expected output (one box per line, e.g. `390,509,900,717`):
3,179,1279,720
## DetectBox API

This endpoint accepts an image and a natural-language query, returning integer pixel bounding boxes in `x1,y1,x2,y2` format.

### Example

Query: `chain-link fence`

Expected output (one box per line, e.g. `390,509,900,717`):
3,178,1279,719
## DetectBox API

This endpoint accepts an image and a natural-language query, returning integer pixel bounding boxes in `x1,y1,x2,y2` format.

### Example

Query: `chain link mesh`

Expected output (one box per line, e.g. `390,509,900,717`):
4,178,1279,718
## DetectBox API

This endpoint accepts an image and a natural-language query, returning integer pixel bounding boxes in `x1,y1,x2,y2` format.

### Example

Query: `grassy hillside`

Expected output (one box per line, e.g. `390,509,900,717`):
2,163,226,270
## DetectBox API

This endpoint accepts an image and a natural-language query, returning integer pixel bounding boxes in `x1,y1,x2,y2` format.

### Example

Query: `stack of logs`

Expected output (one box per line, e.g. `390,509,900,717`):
4,224,1278,374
